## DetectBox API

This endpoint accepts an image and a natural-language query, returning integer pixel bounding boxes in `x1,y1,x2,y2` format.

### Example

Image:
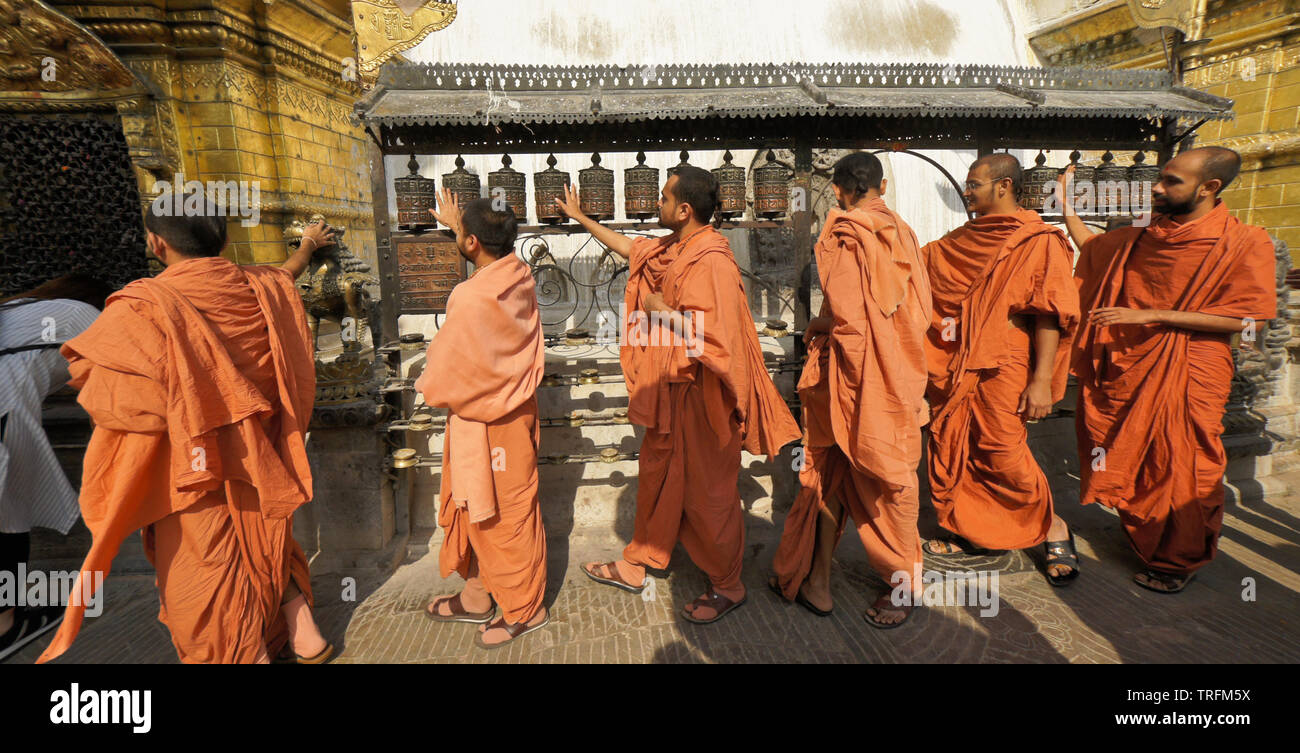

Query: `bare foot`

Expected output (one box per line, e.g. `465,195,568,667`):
864,593,913,627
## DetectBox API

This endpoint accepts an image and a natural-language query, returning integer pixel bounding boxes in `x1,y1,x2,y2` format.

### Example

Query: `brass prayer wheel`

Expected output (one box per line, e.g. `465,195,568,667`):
534,153,570,224
399,332,427,351
753,149,790,219
578,367,600,384
712,150,746,219
578,152,615,220
488,154,527,221
762,318,789,338
1129,151,1160,188
1094,151,1129,216
441,155,481,208
407,412,433,432
1067,150,1095,211
564,327,592,346
1020,151,1057,212
624,151,659,220
394,154,436,230
599,447,620,463
391,448,418,470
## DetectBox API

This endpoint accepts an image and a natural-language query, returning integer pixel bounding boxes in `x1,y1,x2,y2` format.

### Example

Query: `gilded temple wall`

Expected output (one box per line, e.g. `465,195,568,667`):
1028,0,1300,257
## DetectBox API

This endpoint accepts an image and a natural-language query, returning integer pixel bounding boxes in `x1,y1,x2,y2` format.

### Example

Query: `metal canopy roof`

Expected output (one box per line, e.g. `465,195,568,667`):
355,62,1233,128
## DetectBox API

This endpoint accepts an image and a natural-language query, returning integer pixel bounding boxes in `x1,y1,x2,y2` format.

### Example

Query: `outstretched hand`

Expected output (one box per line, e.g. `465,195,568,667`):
1053,164,1076,215
300,220,339,251
554,183,586,221
430,187,464,236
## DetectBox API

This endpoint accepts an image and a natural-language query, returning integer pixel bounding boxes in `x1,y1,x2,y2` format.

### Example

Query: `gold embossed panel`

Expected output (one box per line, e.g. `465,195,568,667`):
394,235,465,313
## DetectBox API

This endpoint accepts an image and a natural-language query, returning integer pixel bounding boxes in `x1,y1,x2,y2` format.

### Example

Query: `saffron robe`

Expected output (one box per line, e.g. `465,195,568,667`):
620,226,800,592
415,253,547,623
772,200,932,598
1073,201,1276,574
923,210,1080,550
39,256,316,663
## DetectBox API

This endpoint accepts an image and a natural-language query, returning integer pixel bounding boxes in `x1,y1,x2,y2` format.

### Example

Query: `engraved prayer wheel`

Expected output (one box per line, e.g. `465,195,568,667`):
624,151,659,220
712,150,746,219
1067,150,1095,212
668,149,691,176
441,155,481,209
1094,151,1129,216
534,153,570,224
1020,151,1057,212
1128,151,1160,189
394,154,436,230
579,152,615,220
488,154,527,221
753,149,790,219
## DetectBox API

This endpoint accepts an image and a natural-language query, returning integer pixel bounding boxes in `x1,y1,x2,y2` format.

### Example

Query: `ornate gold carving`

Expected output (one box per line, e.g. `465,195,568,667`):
351,0,456,76
0,0,140,107
1126,0,1207,41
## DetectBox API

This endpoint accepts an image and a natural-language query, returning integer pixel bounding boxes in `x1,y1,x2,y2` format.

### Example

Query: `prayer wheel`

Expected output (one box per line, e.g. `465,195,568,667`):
668,149,691,176
1020,151,1057,212
753,149,790,219
1067,150,1095,214
1129,151,1160,189
488,154,527,221
712,150,746,219
394,154,436,230
624,151,659,220
579,152,615,220
441,155,481,209
534,153,570,224
1094,151,1129,216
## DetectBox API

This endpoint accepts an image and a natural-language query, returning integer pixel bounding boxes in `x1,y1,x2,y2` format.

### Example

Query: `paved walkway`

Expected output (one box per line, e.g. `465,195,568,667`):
12,472,1300,664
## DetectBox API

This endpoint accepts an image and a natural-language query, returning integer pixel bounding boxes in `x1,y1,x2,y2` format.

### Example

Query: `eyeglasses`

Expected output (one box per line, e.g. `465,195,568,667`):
963,179,1000,190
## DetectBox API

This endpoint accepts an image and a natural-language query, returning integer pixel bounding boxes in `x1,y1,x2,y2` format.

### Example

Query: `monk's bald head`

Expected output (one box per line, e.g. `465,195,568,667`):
1177,146,1241,195
964,153,1023,215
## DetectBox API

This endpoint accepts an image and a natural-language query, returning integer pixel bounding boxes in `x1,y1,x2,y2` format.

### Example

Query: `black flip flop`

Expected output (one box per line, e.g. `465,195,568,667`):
1043,531,1081,587
767,576,832,617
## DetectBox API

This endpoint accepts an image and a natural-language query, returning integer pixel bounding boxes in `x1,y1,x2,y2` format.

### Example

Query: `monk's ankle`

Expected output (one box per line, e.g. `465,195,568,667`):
615,560,645,588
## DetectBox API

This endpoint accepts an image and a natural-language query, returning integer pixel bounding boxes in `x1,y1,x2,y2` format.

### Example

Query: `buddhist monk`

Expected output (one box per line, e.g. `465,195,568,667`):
417,191,549,647
555,166,801,623
38,197,333,663
922,154,1082,586
1062,146,1276,593
768,152,931,628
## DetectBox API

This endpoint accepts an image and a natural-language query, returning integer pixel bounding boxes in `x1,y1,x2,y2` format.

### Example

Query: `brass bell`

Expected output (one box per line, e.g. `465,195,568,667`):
624,151,659,221
534,154,570,225
441,155,481,209
712,150,746,219
579,153,615,220
394,155,436,230
487,154,527,221
391,448,418,469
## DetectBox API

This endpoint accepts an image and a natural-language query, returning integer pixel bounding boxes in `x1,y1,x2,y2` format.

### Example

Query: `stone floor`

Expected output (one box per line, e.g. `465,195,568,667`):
11,470,1300,664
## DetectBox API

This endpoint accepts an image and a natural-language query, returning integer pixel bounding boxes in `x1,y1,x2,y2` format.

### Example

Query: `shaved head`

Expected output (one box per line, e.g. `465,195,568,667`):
1182,146,1242,195
971,153,1023,198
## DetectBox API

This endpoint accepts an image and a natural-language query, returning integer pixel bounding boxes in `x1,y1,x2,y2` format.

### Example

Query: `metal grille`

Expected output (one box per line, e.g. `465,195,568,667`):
0,113,148,296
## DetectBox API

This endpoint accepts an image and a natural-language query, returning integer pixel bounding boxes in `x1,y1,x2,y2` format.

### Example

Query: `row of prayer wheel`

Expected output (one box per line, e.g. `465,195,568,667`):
394,150,794,229
1020,149,1162,215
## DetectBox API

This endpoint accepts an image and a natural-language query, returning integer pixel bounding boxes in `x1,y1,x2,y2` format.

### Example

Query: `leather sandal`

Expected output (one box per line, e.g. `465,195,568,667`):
1134,570,1196,594
582,561,645,594
424,593,496,624
273,642,336,664
475,612,551,650
681,589,746,624
1044,531,1081,587
767,575,831,617
863,593,915,630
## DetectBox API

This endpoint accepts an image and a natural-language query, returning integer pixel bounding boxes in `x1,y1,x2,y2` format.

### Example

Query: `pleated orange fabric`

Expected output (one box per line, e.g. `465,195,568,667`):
923,210,1080,550
39,256,316,663
620,226,800,592
1073,201,1276,574
415,254,547,623
773,200,931,598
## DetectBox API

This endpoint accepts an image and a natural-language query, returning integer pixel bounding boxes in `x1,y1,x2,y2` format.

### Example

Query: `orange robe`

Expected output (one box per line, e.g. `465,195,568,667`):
415,254,547,624
1073,201,1276,575
772,200,932,598
39,256,316,663
621,226,800,593
923,210,1080,550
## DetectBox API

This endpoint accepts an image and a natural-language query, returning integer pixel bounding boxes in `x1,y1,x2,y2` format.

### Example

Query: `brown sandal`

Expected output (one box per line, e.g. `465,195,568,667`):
424,593,495,624
272,642,336,664
475,612,551,650
863,593,915,630
582,561,645,594
681,589,746,624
